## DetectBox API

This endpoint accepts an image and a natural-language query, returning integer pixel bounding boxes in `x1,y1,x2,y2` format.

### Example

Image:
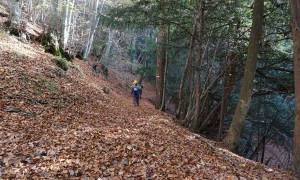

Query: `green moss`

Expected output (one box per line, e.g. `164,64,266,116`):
53,48,61,56
12,51,20,57
45,80,57,93
20,75,29,81
57,58,69,71
60,48,74,62
103,86,110,94
32,84,41,95
42,33,61,57
38,76,58,93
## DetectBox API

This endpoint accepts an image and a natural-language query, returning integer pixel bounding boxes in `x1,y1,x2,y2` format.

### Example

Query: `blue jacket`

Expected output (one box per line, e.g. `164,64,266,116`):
131,85,140,96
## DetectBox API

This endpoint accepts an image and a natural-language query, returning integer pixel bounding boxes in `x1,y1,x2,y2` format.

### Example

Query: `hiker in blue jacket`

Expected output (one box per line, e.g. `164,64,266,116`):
131,81,140,107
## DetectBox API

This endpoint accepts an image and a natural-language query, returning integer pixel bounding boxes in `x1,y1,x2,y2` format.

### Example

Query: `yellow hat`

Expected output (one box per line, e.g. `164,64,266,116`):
133,80,137,84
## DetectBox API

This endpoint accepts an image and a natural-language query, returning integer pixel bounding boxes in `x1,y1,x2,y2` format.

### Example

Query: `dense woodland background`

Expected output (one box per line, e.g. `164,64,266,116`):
1,0,300,174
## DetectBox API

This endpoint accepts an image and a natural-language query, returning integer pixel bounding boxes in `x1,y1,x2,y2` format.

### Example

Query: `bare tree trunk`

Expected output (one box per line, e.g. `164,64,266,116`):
27,0,33,21
261,124,266,163
83,0,87,15
83,0,106,59
184,88,195,122
71,13,78,52
219,62,236,139
61,0,71,49
199,101,222,131
131,35,137,72
45,0,60,56
62,0,76,50
159,26,170,111
8,0,22,29
103,29,113,67
155,11,167,109
192,0,205,130
219,20,239,140
176,18,197,119
67,0,75,44
223,0,264,152
290,0,300,173
49,0,59,32
83,0,99,59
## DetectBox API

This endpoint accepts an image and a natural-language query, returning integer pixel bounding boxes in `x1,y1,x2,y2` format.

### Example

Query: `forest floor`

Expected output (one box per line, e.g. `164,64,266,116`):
0,31,297,179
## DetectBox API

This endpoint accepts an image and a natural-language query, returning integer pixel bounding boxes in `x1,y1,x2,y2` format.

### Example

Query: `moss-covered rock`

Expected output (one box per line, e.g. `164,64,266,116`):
41,32,61,57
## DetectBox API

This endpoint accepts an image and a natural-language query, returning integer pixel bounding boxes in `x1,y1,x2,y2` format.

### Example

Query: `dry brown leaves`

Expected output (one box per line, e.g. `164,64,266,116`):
0,40,297,179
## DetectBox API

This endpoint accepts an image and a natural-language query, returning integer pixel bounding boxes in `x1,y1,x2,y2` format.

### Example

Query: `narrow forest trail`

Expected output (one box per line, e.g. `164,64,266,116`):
0,33,297,179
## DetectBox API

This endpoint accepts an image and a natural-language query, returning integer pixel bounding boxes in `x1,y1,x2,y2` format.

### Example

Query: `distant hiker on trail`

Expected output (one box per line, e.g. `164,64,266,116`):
131,80,140,107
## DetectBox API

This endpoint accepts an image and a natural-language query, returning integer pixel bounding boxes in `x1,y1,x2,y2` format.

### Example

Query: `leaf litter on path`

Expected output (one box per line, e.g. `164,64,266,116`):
0,34,297,179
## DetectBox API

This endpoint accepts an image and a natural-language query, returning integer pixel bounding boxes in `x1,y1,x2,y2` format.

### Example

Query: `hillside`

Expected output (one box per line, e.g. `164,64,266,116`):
0,32,297,179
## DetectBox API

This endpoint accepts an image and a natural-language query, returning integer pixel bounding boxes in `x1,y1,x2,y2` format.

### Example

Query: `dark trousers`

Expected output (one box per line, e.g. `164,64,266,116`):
134,94,139,106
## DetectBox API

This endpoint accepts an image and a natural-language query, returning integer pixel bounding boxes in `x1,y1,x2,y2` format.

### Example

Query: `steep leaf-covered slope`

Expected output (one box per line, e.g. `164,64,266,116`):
0,33,296,179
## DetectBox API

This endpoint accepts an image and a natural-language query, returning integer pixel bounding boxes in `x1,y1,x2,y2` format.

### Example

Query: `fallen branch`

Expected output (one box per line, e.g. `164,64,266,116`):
193,133,238,166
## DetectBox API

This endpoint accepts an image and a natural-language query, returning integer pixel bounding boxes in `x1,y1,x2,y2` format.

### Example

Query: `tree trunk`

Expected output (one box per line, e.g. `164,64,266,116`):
155,15,167,109
219,51,238,140
290,0,300,173
176,18,197,119
130,35,137,72
160,26,170,111
219,19,240,140
66,0,75,45
61,0,71,49
192,0,205,130
48,0,59,33
83,0,106,59
61,0,76,50
103,29,113,66
260,128,266,163
71,13,78,52
223,0,264,152
44,0,60,57
184,88,195,121
8,0,21,29
27,0,33,21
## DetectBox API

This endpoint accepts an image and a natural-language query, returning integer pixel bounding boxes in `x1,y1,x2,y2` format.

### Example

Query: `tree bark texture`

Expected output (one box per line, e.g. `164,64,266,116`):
192,0,205,130
219,20,239,140
61,0,71,49
290,0,300,173
48,0,59,33
160,26,170,111
155,22,167,109
8,0,21,28
103,30,113,66
61,0,76,50
219,62,232,139
83,0,106,59
176,18,197,119
223,0,264,152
